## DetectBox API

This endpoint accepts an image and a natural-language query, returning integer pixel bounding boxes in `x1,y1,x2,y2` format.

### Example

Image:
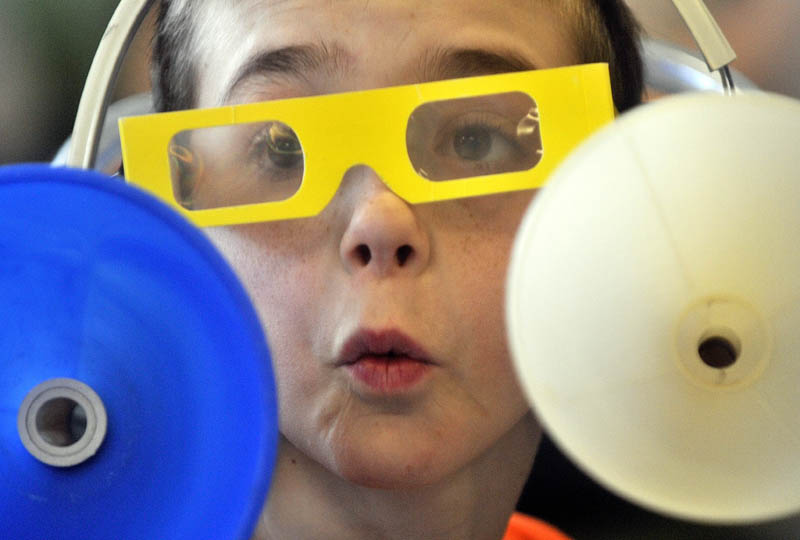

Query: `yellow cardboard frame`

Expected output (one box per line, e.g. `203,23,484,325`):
120,63,614,226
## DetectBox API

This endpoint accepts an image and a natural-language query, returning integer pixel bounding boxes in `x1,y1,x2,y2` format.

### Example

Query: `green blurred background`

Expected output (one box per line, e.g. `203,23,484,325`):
0,0,150,164
1,1,114,163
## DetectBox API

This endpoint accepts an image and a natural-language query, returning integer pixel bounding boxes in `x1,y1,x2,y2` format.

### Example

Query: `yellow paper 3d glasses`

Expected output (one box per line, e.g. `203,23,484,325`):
119,63,614,227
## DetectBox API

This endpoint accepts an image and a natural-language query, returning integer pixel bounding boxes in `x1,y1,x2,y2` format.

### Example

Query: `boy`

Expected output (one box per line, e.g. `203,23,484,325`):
148,1,643,538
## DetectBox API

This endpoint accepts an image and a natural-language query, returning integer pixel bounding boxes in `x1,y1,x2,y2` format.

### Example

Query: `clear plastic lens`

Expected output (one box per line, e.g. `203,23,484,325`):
165,94,540,212
406,92,542,181
168,121,304,210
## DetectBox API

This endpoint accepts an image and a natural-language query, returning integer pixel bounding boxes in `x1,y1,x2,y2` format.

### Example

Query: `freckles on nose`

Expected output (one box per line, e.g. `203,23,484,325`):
339,191,430,276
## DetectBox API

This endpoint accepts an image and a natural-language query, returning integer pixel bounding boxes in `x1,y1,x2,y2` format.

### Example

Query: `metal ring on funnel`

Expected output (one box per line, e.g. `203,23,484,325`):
18,378,108,468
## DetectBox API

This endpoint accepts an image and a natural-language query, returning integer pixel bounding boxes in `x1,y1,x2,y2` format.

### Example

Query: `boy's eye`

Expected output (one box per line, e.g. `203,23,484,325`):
452,125,493,161
406,92,543,181
254,123,303,170
435,115,523,171
450,124,520,164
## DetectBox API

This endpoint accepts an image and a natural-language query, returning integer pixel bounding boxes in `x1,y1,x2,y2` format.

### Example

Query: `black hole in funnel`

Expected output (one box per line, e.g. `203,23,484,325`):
698,336,738,369
35,398,87,447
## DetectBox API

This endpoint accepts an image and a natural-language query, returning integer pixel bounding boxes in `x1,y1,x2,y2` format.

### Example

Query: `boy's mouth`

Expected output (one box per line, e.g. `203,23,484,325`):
336,329,436,394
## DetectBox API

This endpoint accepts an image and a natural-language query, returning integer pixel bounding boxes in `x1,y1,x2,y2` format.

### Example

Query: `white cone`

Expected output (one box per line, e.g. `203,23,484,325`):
507,92,800,523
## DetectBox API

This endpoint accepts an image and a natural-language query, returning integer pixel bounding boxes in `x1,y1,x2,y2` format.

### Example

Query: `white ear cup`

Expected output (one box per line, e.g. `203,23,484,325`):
507,92,800,523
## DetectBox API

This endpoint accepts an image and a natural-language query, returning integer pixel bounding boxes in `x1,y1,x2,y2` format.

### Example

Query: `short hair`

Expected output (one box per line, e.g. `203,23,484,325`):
151,0,644,113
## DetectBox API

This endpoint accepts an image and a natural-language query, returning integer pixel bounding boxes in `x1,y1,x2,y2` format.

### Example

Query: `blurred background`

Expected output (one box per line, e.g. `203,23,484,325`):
0,0,151,165
2,1,800,538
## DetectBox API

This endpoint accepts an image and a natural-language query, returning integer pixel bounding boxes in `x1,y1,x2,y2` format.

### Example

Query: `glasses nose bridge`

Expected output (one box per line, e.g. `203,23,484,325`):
326,91,410,183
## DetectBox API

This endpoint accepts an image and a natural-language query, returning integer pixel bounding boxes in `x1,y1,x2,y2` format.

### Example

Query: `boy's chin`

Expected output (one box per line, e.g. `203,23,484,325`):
332,450,450,490
322,427,477,490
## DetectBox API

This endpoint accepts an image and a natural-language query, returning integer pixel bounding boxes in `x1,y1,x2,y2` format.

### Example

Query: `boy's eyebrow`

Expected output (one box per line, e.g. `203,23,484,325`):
222,42,353,104
417,47,538,81
222,42,538,103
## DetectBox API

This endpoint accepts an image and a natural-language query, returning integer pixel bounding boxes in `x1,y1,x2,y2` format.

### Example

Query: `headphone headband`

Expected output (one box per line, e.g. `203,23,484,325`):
68,0,154,169
68,0,739,170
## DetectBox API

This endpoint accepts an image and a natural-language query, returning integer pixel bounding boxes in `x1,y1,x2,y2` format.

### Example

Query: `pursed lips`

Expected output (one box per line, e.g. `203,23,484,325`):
335,328,437,394
335,328,435,367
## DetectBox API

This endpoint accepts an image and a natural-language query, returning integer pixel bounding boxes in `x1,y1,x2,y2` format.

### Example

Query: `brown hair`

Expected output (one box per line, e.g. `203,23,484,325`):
151,0,644,113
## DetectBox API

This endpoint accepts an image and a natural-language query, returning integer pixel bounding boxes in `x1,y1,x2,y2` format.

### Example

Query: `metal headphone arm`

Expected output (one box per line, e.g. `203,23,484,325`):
67,0,154,169
671,0,737,94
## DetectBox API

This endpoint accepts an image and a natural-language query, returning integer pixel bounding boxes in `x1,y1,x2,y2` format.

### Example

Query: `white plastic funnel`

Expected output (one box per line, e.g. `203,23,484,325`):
507,92,800,523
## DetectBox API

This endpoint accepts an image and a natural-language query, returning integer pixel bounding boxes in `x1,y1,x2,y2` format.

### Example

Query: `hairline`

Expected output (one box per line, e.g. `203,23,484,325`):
153,0,642,112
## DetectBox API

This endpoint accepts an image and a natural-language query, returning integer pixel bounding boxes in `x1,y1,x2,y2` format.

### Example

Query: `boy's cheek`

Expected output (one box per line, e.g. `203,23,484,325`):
203,221,332,292
430,190,537,236
202,223,335,361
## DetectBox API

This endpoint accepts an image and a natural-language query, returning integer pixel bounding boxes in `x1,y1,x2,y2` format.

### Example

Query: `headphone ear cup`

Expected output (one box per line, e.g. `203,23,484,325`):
641,38,758,96
54,92,155,175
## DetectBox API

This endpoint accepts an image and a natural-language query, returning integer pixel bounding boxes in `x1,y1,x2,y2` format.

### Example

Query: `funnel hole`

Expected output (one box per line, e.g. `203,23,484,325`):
698,336,738,369
35,397,88,447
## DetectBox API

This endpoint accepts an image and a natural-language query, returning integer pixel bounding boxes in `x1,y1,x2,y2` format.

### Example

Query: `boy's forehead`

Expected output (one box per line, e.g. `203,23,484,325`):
191,0,577,107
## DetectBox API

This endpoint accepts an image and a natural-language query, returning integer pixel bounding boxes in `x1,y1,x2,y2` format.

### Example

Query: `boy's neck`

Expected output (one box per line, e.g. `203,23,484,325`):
253,413,541,540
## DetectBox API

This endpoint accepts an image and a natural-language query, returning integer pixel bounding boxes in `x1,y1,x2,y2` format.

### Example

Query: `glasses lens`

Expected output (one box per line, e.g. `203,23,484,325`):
406,92,542,182
168,121,304,210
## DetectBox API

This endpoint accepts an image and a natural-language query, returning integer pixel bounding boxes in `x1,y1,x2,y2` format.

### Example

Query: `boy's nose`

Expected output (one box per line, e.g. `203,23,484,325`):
339,167,430,277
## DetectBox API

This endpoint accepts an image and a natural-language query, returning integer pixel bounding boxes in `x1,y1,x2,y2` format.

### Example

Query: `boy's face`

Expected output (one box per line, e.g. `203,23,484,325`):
195,0,577,487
